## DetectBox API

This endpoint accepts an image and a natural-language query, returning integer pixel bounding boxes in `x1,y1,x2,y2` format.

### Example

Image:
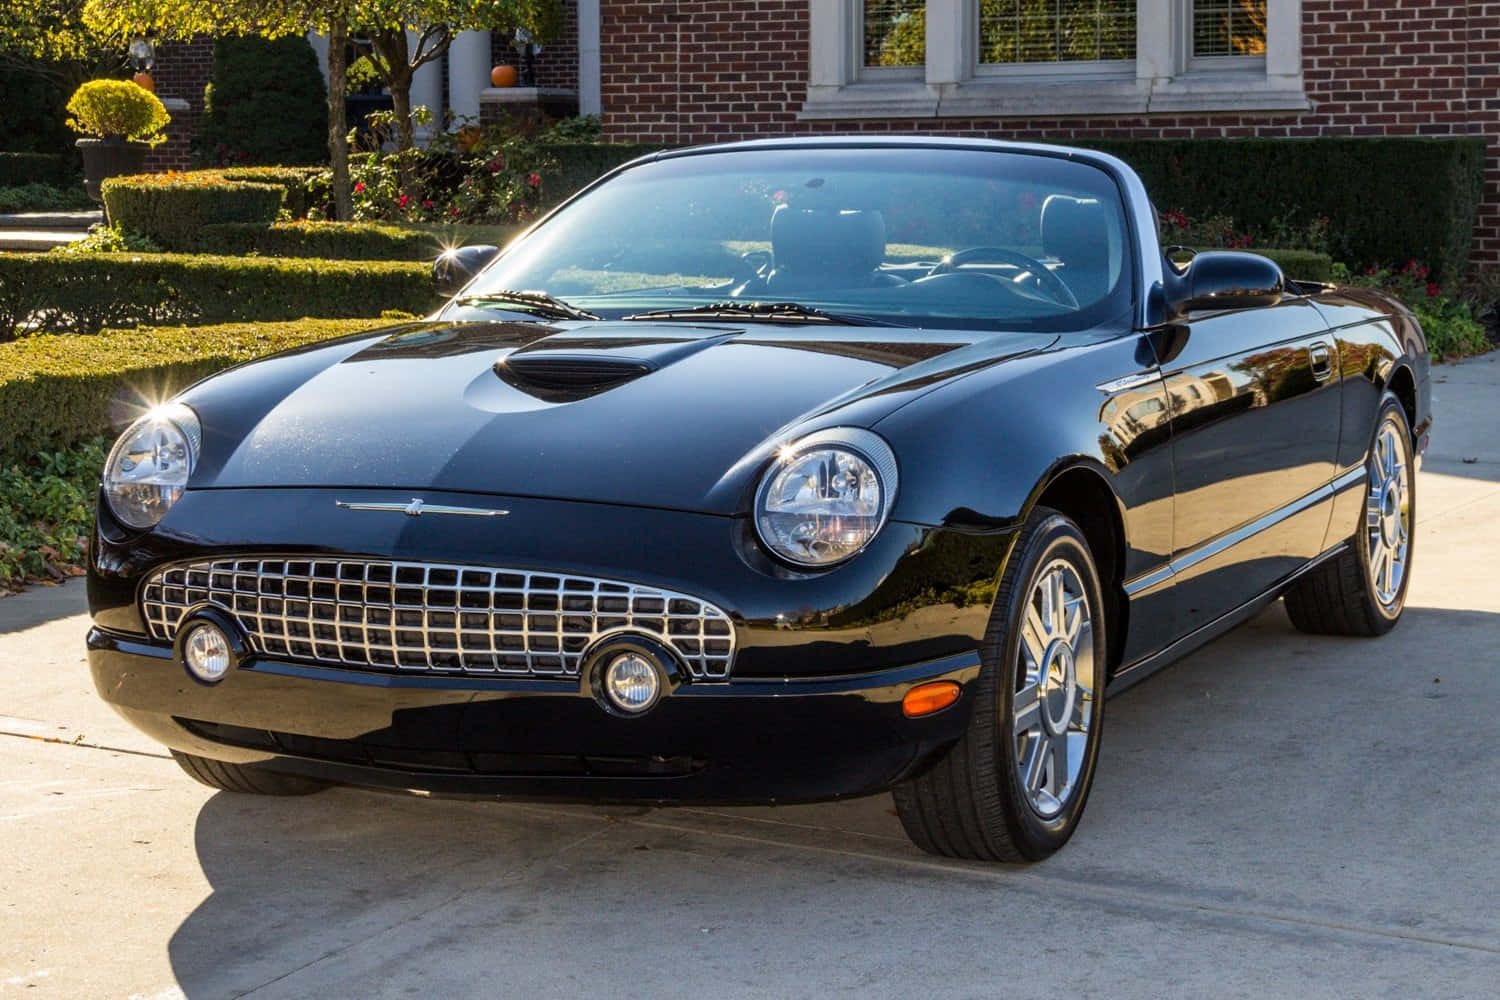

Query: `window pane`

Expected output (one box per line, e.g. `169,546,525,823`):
1192,0,1266,58
981,1,1137,65
865,0,925,67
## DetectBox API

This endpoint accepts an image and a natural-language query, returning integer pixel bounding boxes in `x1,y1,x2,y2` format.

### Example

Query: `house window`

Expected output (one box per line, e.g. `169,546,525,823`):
864,0,925,69
1191,0,1267,58
979,1,1138,66
802,0,1305,118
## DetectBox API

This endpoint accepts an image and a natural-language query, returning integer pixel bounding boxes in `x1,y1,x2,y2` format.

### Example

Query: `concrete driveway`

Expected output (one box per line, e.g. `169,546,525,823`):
3,354,1498,999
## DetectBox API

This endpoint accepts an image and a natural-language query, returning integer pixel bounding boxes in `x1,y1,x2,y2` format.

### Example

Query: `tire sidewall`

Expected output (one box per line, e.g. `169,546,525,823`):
987,512,1108,855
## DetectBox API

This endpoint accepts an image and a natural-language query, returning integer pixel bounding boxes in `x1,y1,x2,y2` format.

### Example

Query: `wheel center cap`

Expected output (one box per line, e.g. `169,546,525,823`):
1040,639,1076,737
1379,482,1402,546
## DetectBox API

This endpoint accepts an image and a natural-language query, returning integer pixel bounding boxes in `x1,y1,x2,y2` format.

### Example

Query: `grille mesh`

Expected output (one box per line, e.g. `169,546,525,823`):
141,557,735,680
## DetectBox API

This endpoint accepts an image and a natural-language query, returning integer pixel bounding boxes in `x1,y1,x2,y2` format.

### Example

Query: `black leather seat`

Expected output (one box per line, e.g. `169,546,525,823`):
764,206,896,292
1041,195,1111,304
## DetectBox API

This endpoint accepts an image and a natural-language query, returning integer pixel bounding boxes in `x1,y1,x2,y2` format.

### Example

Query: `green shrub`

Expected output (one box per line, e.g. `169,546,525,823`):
197,35,328,166
51,222,164,254
1250,249,1333,283
1332,261,1491,360
0,319,381,469
65,79,170,145
1085,137,1486,283
217,166,324,218
101,172,285,247
0,436,107,591
0,253,435,336
184,220,522,259
0,152,72,187
0,182,95,214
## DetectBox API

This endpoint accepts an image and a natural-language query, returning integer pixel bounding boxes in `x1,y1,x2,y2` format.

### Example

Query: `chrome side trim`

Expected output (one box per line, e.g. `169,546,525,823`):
1124,478,1336,599
1331,465,1367,494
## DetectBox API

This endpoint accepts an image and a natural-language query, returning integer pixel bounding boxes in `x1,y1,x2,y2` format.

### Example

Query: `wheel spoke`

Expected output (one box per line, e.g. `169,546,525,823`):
1013,680,1041,734
1021,735,1046,796
1382,544,1397,595
1046,731,1069,798
1050,571,1068,637
1021,607,1047,668
1071,683,1093,730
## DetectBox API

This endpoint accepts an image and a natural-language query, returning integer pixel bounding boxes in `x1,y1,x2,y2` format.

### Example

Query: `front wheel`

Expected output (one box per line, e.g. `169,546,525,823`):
893,507,1106,862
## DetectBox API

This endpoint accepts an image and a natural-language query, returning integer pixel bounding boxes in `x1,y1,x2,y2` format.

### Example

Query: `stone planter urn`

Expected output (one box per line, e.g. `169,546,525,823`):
77,136,149,204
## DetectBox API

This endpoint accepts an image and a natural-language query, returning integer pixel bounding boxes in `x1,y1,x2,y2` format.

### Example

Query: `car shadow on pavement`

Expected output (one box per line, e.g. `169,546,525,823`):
162,605,1500,997
0,578,87,635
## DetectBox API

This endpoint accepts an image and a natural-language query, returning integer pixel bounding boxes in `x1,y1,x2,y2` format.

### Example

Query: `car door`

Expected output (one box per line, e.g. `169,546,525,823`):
1157,295,1341,635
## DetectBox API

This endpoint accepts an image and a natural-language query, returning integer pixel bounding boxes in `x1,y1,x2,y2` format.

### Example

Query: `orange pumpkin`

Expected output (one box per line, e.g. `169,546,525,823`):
132,71,155,93
490,65,518,88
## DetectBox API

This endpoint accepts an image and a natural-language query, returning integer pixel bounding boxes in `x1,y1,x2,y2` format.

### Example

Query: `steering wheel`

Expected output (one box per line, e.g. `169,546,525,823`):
927,246,1079,309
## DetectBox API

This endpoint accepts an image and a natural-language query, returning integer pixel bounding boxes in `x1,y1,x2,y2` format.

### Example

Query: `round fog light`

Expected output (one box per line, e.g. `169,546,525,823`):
603,652,661,714
183,623,232,683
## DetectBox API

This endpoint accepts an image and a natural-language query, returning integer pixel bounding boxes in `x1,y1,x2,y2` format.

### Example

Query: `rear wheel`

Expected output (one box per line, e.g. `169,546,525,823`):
1284,394,1414,636
893,507,1106,862
170,750,330,796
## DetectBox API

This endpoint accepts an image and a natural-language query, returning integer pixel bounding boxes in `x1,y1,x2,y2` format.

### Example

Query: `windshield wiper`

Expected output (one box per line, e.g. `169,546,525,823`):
457,289,601,321
623,301,890,326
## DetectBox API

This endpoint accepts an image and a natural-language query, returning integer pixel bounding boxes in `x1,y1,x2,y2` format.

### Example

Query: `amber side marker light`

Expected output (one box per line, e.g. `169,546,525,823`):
902,681,962,718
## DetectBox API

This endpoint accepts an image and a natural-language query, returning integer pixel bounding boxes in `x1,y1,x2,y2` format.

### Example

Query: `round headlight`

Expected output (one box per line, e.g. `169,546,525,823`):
102,403,201,530
754,428,898,567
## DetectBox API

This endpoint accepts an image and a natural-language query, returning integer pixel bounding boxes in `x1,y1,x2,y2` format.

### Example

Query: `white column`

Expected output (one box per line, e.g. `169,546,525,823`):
307,30,330,86
926,0,968,87
409,29,444,145
447,29,490,128
1136,0,1175,85
578,0,601,115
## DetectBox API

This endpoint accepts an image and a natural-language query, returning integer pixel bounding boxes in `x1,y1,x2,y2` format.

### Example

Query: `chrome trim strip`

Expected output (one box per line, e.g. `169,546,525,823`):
1331,466,1367,494
1124,479,1335,599
141,556,735,681
1095,370,1161,394
336,499,508,517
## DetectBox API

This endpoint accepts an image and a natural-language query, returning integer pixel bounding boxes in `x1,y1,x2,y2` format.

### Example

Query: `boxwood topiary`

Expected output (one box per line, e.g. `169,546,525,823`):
101,172,285,247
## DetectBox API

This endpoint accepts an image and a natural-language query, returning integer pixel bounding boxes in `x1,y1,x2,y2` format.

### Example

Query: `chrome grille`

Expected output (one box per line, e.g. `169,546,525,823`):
141,557,735,680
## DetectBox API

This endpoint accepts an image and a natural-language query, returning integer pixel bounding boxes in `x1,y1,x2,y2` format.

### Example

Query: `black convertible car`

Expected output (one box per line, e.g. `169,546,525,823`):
88,138,1428,861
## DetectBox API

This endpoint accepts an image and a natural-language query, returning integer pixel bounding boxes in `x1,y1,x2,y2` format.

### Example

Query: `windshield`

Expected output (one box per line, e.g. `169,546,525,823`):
464,147,1135,331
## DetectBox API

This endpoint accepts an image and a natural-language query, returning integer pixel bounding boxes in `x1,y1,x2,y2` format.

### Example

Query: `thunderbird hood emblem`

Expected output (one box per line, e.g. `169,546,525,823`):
335,499,508,518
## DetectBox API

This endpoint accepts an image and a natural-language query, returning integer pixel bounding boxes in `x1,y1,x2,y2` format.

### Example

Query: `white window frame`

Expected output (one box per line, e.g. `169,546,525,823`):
801,0,1307,120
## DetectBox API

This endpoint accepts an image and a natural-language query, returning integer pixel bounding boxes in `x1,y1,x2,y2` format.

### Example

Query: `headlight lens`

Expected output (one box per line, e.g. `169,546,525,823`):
102,403,201,530
754,428,898,566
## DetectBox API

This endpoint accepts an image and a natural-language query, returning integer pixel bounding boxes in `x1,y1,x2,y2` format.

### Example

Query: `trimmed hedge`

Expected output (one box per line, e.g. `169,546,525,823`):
217,166,325,219
1084,137,1486,283
0,253,435,336
183,220,524,259
102,173,285,248
0,319,381,465
1197,247,1333,283
0,152,71,188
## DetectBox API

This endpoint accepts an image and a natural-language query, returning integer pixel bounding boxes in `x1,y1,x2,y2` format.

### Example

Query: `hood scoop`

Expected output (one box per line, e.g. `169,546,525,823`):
494,328,738,402
496,354,654,402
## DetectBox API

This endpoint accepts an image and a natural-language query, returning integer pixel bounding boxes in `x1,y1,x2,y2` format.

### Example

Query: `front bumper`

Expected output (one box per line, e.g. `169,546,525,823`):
89,628,980,804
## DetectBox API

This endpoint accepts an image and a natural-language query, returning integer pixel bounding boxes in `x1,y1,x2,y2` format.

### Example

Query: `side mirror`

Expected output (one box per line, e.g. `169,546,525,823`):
432,244,500,298
1165,250,1284,320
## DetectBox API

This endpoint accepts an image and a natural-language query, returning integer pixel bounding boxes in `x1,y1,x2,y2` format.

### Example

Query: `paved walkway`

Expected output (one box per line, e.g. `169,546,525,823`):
1,354,1497,998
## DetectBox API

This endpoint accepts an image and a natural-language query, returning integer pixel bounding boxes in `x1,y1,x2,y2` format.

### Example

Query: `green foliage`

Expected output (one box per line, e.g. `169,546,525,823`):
1086,137,1487,283
216,166,324,218
1332,261,1491,360
345,54,383,95
1250,249,1333,284
101,171,285,247
0,182,95,213
52,221,163,253
0,152,72,186
0,436,107,591
197,35,328,167
65,79,170,145
0,252,436,336
541,115,602,143
0,0,98,64
0,318,381,470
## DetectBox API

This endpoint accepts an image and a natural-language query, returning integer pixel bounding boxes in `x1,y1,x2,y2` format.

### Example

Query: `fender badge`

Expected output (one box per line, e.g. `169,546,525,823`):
335,499,508,518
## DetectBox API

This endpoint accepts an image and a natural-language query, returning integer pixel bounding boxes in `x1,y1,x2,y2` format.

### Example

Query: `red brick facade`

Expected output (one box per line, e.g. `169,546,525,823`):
143,37,214,171
491,1,581,90
596,1,1500,265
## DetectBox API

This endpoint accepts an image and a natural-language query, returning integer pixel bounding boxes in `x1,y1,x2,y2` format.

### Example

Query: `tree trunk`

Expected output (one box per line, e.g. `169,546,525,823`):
372,30,417,154
326,20,352,221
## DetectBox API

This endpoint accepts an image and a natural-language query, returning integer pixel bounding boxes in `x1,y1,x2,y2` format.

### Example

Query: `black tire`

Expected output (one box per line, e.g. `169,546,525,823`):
1284,393,1414,637
170,749,331,796
893,507,1107,862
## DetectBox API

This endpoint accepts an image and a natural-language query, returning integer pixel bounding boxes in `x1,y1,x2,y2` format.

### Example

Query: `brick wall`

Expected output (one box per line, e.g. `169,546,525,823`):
143,37,214,172
491,1,581,91
598,0,1500,266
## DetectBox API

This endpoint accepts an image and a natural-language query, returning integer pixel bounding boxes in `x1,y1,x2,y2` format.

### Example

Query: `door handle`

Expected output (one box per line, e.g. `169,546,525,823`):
1308,342,1333,382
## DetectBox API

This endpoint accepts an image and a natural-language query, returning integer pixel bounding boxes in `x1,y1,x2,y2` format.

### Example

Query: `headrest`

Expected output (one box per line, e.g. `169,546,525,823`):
770,206,886,276
1041,195,1109,263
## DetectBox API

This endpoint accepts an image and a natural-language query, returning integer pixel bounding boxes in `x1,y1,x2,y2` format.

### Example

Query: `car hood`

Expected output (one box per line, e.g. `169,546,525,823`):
187,320,1055,514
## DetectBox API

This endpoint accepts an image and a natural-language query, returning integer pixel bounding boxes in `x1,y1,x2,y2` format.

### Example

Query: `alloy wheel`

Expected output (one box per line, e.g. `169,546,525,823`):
1366,417,1411,609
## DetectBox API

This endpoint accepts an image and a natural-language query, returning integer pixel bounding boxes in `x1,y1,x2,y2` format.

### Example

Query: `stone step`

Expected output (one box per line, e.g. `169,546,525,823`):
0,210,103,230
0,230,88,252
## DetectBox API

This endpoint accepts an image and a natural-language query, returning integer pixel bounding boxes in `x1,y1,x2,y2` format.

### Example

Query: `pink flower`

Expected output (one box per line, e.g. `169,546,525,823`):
422,199,433,209
487,156,505,173
1426,282,1441,297
398,194,409,208
354,182,366,193
527,172,541,189
450,205,461,217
